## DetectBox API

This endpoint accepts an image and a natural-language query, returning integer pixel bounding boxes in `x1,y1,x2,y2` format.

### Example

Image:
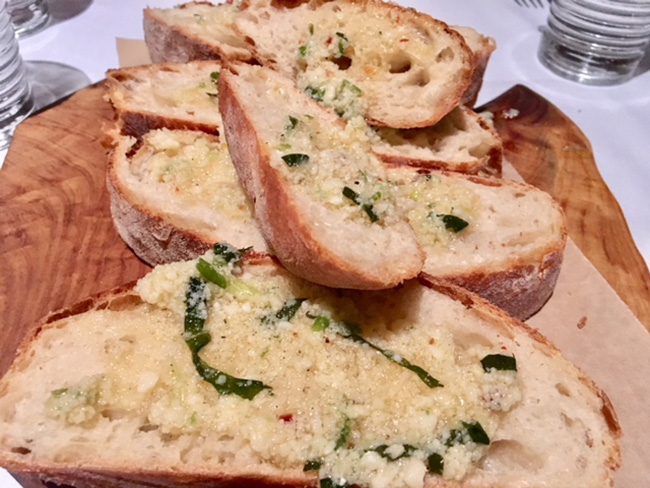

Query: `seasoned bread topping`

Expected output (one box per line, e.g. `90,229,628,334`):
41,249,524,486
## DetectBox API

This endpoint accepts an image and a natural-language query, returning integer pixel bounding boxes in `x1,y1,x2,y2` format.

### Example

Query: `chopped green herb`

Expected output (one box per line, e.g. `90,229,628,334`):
481,354,517,372
309,23,314,35
277,143,292,151
282,153,310,167
305,85,325,102
335,415,351,450
340,79,362,96
445,421,490,446
210,71,220,86
287,115,299,130
205,92,218,98
426,452,444,475
335,32,350,57
184,277,271,400
197,258,227,288
298,44,308,58
51,388,68,398
320,479,349,488
437,213,469,233
370,444,417,461
337,321,442,388
342,186,380,223
303,459,322,471
311,315,330,332
213,242,250,266
262,298,306,325
463,421,490,445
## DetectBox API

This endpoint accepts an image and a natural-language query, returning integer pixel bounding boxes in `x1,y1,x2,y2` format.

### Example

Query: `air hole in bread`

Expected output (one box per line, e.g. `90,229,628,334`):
138,423,159,433
480,439,545,470
331,55,352,70
11,446,31,455
555,382,572,397
162,432,182,443
453,331,494,353
102,408,129,421
436,47,455,62
388,54,412,74
407,69,430,87
43,482,75,488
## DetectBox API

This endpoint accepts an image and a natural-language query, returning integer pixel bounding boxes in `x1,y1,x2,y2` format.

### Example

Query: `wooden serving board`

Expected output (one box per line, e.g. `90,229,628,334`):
1,83,649,488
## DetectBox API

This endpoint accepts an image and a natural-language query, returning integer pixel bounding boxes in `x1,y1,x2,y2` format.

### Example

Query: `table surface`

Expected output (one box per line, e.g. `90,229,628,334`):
1,1,649,487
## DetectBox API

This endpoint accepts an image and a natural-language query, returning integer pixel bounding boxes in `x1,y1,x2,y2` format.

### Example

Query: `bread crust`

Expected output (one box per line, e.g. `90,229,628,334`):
144,2,253,64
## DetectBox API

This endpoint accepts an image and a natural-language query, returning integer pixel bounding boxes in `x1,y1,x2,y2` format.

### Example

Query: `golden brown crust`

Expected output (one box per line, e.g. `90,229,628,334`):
143,3,253,64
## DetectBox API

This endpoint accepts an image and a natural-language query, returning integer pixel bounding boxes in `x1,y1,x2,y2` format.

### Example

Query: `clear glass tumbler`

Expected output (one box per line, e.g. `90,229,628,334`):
0,0,33,150
7,0,49,38
538,0,650,85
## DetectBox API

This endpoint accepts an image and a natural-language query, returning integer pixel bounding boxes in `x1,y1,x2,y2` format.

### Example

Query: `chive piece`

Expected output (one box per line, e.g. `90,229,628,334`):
287,115,299,130
342,187,380,223
184,277,271,400
298,44,307,58
305,85,325,102
426,452,444,475
438,214,469,233
338,324,442,388
51,388,68,398
312,315,330,332
334,416,351,450
262,298,306,325
309,23,314,35
444,428,464,447
213,242,250,265
481,354,517,372
320,479,349,488
340,79,362,96
335,32,350,57
282,153,310,167
303,459,322,471
210,71,220,86
197,258,227,288
342,185,360,203
371,444,417,461
463,421,490,445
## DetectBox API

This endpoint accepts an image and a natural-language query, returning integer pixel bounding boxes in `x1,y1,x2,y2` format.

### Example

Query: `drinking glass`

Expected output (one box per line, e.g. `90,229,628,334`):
7,0,49,38
538,0,650,85
0,0,33,151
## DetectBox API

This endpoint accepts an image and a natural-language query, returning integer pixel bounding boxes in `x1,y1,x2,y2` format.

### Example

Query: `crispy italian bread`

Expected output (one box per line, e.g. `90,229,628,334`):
219,62,424,289
144,1,253,63
144,0,475,128
105,61,502,175
372,106,502,176
387,165,567,319
106,61,225,138
0,252,621,488
453,25,496,107
107,128,268,265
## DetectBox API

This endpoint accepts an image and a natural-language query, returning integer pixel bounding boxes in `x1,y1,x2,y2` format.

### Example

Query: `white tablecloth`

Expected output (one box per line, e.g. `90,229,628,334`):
1,1,648,486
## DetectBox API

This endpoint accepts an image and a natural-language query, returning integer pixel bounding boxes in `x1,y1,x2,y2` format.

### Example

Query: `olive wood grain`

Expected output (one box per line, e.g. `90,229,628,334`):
477,85,650,331
1,82,649,488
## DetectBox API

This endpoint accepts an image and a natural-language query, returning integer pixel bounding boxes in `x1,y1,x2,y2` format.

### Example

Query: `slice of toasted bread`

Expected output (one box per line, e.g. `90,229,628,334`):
107,128,268,265
232,0,474,128
219,62,424,289
0,251,620,487
144,1,253,63
453,26,496,107
372,106,503,176
105,61,502,175
387,165,567,319
106,61,225,138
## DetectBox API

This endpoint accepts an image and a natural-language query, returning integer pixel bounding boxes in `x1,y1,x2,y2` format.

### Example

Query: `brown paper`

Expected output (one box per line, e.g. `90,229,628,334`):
116,38,152,68
114,38,650,486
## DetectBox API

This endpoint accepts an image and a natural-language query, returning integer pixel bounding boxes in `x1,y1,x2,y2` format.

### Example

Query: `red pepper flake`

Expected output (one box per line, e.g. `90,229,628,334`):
279,414,294,422
324,337,331,344
399,38,410,42
577,316,588,329
327,37,333,45
501,346,508,350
